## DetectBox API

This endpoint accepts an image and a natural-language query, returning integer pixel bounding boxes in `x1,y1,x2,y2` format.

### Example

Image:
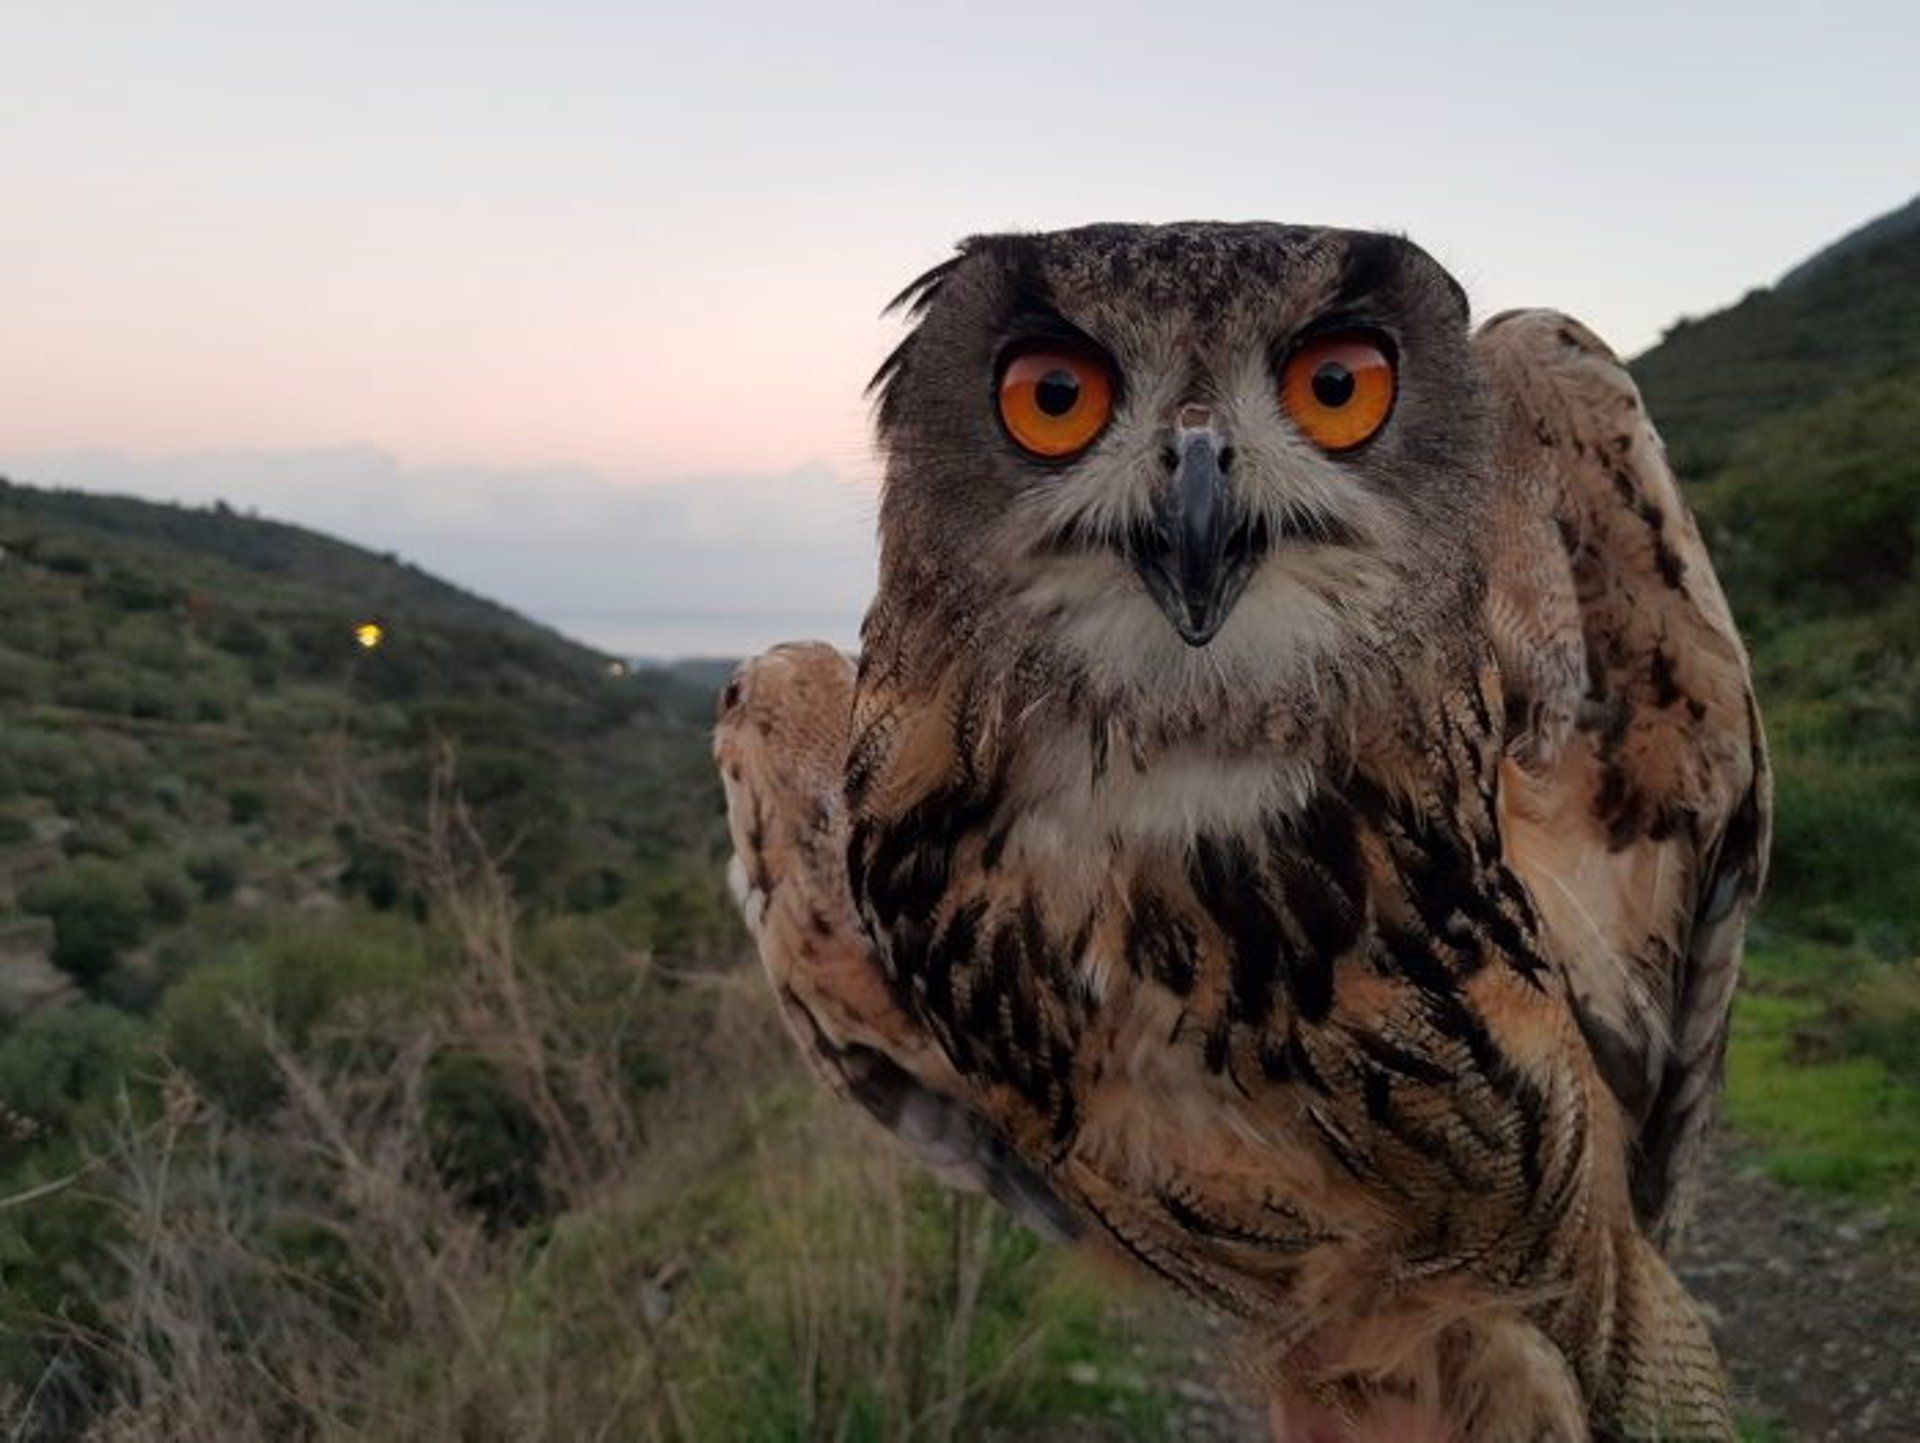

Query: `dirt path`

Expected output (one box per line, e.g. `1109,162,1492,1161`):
1677,1137,1919,1441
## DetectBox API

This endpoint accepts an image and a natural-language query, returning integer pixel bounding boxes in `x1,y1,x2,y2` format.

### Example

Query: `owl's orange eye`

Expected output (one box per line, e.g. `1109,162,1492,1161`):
1279,332,1396,452
997,344,1114,460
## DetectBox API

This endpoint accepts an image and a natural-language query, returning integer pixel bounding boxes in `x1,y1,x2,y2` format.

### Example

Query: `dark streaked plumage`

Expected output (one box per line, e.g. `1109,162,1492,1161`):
717,224,1768,1442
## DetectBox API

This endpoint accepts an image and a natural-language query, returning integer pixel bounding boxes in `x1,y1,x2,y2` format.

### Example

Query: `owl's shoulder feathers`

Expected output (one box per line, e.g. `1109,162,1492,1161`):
1477,309,1771,1240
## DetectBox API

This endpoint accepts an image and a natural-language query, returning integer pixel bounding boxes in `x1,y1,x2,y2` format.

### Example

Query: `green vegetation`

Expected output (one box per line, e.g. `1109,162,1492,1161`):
1633,195,1920,1228
21,858,148,984
0,479,1172,1436
1632,195,1920,480
1736,1415,1794,1443
1725,943,1919,1225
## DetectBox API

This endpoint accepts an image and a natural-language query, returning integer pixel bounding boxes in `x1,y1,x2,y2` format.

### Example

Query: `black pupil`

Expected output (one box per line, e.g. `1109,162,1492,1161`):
1311,361,1355,408
1034,369,1080,417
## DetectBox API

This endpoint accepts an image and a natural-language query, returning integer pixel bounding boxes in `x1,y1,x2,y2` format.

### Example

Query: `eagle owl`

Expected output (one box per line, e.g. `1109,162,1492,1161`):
715,224,1769,1442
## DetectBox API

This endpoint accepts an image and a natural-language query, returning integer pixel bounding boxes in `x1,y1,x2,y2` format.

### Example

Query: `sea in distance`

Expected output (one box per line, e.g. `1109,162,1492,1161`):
540,604,863,665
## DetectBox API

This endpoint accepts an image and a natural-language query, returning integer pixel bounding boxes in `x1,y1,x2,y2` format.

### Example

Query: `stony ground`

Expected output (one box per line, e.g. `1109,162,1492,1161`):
1677,1139,1919,1442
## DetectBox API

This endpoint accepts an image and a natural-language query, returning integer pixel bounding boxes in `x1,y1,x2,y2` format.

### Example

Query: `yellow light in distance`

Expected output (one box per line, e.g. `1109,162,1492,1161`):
354,622,385,650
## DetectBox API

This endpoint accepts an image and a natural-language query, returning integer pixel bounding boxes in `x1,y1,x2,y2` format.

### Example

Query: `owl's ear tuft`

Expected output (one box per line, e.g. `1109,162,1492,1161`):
1337,229,1471,326
870,235,1061,430
1333,229,1414,313
869,249,973,430
866,331,918,416
881,250,969,319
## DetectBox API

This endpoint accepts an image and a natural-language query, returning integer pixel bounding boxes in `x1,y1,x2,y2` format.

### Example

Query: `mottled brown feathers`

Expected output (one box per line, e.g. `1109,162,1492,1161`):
714,642,1080,1240
1479,310,1771,1242
718,229,1764,1442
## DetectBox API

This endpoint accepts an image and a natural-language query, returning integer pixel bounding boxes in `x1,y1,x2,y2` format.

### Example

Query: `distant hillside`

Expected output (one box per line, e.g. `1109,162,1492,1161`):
0,476,728,1000
1778,194,1920,291
1623,198,1919,1244
1631,192,1920,478
2,479,604,667
0,477,746,1422
1627,195,1919,943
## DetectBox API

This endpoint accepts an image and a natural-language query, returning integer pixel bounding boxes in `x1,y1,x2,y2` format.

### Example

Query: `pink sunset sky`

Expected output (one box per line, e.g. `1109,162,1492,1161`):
4,2,1915,654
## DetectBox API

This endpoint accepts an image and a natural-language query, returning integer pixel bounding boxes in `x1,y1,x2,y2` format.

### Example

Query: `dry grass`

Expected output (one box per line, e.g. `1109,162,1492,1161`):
10,764,1173,1442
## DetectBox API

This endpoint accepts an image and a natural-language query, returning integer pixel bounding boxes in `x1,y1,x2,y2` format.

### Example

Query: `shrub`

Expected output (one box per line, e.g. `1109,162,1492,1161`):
0,1004,143,1167
212,614,273,659
148,772,190,816
63,818,133,860
92,565,177,613
160,916,432,1119
634,867,741,966
1833,963,1920,1085
40,548,92,576
186,847,241,902
424,1048,548,1227
1767,753,1920,946
1694,376,1920,615
52,665,133,716
335,824,407,911
21,858,148,985
142,865,194,925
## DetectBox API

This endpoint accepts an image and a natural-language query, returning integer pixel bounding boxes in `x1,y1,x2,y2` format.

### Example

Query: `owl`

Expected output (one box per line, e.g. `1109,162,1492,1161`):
715,224,1769,1442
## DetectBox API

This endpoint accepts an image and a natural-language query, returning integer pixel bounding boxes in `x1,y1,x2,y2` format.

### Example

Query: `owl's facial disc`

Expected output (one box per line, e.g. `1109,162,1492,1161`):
1125,415,1265,647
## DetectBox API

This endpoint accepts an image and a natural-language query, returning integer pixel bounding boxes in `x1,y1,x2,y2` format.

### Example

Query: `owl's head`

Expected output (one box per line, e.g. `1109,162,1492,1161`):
868,223,1493,742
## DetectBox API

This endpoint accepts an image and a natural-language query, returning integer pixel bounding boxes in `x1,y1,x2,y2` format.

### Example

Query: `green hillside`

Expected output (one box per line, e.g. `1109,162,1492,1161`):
0,478,739,1410
1631,196,1920,1218
0,480,1169,1439
1633,195,1920,479
3,482,604,662
0,477,726,920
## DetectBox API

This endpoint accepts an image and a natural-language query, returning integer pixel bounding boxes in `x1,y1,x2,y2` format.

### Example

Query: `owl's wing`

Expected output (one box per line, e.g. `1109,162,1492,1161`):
1475,311,1771,1242
714,643,1080,1241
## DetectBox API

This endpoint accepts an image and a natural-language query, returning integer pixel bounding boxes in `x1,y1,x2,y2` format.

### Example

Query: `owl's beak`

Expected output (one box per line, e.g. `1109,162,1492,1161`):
1129,428,1256,647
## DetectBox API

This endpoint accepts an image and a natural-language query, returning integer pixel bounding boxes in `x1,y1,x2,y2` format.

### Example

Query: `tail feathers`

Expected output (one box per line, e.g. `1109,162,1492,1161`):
1594,1236,1734,1441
